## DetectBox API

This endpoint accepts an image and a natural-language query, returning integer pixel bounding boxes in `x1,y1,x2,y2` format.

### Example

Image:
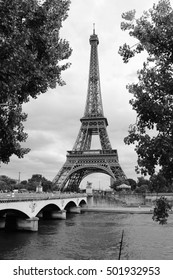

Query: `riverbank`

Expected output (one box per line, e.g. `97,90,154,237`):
93,192,173,206
81,205,154,214
82,205,173,214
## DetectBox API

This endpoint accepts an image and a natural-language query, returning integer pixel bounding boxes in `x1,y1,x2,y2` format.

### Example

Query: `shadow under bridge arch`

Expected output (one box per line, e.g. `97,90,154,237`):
35,203,61,219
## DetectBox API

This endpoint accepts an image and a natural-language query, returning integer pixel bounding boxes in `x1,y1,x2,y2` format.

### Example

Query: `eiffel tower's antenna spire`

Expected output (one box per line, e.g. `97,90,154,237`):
93,23,95,34
83,27,104,117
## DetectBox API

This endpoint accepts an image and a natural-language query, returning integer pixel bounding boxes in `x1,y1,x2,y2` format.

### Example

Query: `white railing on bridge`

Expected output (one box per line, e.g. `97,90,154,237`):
0,192,87,202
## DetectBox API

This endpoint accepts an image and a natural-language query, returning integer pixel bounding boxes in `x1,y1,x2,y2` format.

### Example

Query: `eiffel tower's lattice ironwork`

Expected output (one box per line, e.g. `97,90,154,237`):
53,28,126,191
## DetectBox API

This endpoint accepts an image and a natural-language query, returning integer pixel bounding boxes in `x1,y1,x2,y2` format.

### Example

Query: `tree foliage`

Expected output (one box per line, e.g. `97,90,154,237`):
149,172,170,192
152,196,172,224
0,0,72,163
0,173,53,192
127,178,137,191
28,174,53,191
135,184,149,193
137,176,150,187
119,0,173,183
0,175,16,191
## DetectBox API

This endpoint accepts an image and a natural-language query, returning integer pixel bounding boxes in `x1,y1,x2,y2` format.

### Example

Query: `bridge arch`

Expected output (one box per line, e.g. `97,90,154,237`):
64,201,77,212
0,205,30,218
35,203,61,218
79,199,87,207
0,208,29,218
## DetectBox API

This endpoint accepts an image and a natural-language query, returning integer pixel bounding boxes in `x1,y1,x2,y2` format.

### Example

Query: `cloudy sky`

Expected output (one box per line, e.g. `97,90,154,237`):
1,0,171,189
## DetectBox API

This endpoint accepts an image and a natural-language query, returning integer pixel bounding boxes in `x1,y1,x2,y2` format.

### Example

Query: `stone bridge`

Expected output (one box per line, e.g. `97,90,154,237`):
0,193,87,231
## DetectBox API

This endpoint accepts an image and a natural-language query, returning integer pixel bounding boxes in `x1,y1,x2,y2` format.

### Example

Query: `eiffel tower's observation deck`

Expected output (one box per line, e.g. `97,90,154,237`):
53,27,126,191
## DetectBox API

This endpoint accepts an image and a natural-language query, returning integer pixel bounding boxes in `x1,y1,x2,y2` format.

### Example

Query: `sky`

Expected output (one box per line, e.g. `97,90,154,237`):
1,0,172,189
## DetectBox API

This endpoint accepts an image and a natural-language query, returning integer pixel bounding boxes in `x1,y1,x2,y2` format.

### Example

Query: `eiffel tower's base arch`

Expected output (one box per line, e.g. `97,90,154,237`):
53,150,127,191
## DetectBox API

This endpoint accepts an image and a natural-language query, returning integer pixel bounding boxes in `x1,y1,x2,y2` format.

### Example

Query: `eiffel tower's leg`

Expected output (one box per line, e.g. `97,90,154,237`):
111,166,126,180
73,125,92,151
108,161,127,182
85,130,92,150
53,160,88,191
99,127,112,150
66,169,85,191
54,166,88,192
73,127,86,151
53,161,74,190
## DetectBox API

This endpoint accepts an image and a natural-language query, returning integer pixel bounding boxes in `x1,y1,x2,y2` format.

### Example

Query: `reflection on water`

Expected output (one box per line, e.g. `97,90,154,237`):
0,197,173,260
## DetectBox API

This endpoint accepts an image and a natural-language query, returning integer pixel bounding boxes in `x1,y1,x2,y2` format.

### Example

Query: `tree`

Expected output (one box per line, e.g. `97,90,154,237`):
152,196,172,224
0,104,29,162
0,180,8,191
149,172,170,193
127,178,137,191
42,177,53,192
0,175,17,191
135,184,149,194
119,0,173,184
27,174,42,191
137,176,150,188
28,174,53,191
28,174,43,183
0,0,72,163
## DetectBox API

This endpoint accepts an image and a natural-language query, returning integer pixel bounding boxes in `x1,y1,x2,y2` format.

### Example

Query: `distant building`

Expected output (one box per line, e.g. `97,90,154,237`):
116,184,131,190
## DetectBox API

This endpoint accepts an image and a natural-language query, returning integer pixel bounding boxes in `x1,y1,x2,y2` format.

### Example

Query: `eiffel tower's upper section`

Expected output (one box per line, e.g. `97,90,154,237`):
83,26,104,119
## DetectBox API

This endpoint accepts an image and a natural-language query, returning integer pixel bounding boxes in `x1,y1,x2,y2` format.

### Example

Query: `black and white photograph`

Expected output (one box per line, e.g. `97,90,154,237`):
0,0,173,275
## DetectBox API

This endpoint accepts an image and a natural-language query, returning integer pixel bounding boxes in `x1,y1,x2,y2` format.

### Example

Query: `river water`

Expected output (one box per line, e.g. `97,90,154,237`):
0,197,173,260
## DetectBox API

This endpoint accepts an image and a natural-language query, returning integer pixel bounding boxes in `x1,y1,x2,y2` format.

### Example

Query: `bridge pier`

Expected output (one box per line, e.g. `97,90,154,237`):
69,206,81,214
16,217,39,232
51,210,66,220
0,217,6,229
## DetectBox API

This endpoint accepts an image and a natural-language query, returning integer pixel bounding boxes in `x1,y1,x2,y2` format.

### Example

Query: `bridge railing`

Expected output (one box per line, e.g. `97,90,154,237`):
0,192,87,203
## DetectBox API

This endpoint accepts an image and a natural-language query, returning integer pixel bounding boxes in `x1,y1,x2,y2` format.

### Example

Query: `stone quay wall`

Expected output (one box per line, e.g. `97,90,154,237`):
112,193,173,206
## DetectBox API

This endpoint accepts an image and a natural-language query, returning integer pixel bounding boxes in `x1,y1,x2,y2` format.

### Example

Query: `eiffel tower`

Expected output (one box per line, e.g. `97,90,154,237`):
53,27,126,191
